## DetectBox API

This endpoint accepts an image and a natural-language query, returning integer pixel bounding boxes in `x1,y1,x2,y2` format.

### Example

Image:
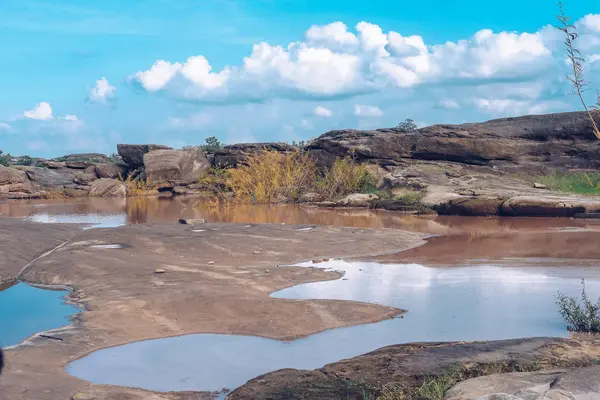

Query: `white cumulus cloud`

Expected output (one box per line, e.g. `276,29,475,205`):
24,102,54,120
314,106,333,117
89,77,116,104
130,17,573,105
22,102,80,122
439,99,460,110
354,104,383,117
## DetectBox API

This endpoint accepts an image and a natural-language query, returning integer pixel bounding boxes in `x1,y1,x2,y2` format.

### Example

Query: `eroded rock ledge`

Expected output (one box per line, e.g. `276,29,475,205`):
227,337,600,400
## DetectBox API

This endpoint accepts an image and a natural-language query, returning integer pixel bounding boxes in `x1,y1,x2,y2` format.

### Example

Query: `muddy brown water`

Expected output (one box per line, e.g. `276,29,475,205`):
4,197,600,394
2,197,600,265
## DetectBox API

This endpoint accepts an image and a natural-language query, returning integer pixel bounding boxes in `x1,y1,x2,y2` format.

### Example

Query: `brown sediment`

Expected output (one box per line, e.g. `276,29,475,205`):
0,217,424,400
371,230,600,267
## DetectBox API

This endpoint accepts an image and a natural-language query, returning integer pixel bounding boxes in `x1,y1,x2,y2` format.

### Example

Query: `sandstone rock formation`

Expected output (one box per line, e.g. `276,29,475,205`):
307,111,600,173
0,165,27,185
0,166,37,199
95,163,127,179
117,144,171,169
228,337,600,400
212,142,294,168
144,147,210,184
89,179,127,197
446,367,600,400
73,172,97,185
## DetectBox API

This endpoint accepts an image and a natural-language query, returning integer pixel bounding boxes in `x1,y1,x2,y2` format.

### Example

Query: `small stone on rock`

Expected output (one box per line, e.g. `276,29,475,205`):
154,268,166,274
72,392,95,400
533,182,547,189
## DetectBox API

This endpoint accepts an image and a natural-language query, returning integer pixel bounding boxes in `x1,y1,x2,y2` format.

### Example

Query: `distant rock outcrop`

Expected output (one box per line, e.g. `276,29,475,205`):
144,147,210,184
307,111,600,173
95,163,127,179
212,142,294,168
117,144,171,169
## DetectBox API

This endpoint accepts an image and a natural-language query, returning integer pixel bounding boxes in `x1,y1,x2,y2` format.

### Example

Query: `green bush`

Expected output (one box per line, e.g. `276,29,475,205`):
15,156,34,166
556,279,600,333
201,136,223,154
0,151,10,166
396,118,417,133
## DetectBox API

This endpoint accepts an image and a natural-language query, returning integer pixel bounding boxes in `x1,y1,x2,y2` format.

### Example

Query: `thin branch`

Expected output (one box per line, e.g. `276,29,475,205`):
557,1,600,139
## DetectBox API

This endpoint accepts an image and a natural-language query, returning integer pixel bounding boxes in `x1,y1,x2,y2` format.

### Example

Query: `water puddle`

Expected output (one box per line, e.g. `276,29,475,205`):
90,244,126,249
66,260,600,393
25,213,126,229
0,282,79,347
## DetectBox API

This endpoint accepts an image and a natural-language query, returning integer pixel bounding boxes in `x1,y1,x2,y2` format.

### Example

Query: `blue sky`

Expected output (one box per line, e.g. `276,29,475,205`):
1,0,599,157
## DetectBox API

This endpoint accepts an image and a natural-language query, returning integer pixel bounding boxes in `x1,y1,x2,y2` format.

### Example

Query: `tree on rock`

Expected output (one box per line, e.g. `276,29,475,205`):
0,151,10,167
396,119,417,132
201,136,223,154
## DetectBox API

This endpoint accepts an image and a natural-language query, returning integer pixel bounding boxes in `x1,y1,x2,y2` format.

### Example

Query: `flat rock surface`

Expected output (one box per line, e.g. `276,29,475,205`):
0,217,81,283
447,366,600,400
227,338,600,400
0,218,424,400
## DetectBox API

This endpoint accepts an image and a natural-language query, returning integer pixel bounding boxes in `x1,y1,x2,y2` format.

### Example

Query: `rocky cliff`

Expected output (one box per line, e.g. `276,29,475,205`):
2,111,600,205
307,111,600,173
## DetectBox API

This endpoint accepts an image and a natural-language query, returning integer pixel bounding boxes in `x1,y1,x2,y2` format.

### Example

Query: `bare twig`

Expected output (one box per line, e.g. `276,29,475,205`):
557,2,600,139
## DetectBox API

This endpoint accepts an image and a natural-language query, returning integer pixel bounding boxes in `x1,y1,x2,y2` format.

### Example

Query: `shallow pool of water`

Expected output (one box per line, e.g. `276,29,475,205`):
0,282,79,347
67,260,600,393
25,212,126,229
4,197,600,237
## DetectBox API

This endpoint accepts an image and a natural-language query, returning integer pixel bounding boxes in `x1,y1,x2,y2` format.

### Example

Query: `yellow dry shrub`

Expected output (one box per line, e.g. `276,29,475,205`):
225,150,317,203
317,156,374,200
223,149,375,203
122,175,158,197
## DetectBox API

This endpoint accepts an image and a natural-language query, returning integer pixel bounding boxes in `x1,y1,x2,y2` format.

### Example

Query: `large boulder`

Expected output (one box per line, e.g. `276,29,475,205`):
212,142,294,168
95,163,127,179
73,172,97,185
117,144,171,169
7,183,34,194
500,195,600,217
144,147,210,184
307,111,600,173
62,153,109,163
89,178,127,197
0,166,27,185
43,161,65,169
19,166,77,189
65,161,90,169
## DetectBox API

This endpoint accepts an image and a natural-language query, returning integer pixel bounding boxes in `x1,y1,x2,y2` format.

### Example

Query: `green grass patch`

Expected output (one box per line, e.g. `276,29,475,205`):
526,172,600,195
393,191,425,206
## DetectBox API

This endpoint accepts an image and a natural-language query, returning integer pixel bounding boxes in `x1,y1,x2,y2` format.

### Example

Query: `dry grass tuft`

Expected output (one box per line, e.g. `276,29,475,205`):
221,149,376,204
122,176,159,197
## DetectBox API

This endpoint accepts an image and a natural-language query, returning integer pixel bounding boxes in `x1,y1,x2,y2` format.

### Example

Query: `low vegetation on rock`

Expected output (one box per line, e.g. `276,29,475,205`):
556,279,600,333
0,151,10,167
199,136,223,154
526,172,600,195
395,118,417,133
211,149,376,203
